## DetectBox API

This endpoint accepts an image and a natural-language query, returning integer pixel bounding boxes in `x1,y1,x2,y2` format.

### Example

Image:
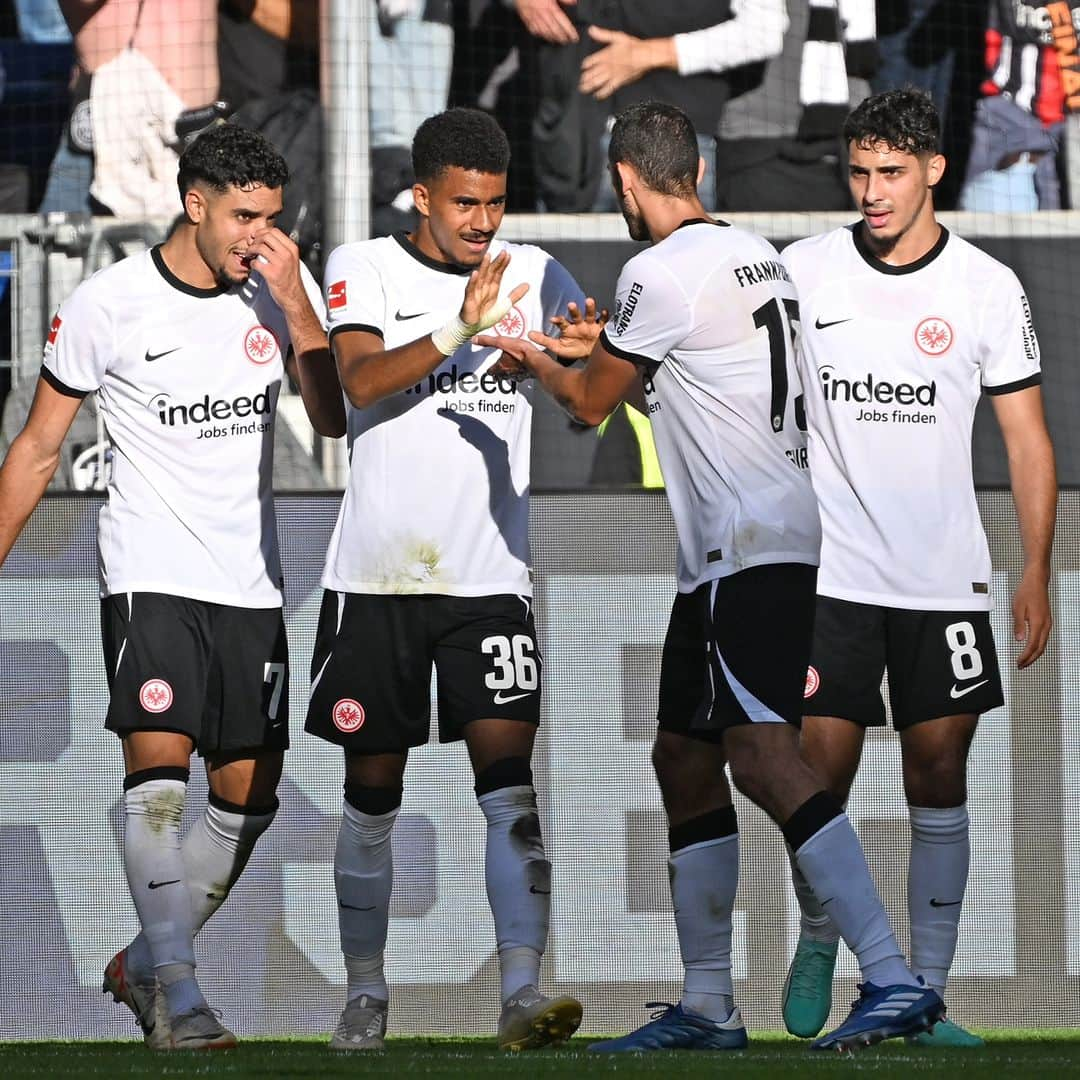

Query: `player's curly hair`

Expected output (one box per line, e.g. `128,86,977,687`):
843,89,941,156
412,108,511,183
176,122,289,198
608,101,699,199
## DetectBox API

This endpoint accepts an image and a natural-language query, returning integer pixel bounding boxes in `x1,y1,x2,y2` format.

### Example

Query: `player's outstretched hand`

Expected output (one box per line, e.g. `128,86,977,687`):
477,298,608,377
461,250,530,330
244,227,305,308
530,298,608,361
1013,570,1052,669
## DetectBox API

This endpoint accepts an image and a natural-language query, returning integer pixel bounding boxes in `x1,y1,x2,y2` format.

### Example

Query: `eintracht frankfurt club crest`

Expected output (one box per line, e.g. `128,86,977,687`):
140,678,174,713
333,698,366,733
493,305,525,338
244,325,280,365
914,317,953,356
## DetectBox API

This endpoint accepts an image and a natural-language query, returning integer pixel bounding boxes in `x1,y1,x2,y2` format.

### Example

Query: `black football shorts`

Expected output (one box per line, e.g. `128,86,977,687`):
101,592,289,755
803,596,1003,729
305,591,542,753
657,563,818,742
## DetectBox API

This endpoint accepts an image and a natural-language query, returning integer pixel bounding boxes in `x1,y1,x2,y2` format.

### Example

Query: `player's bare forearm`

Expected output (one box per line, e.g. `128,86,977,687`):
337,254,529,409
994,386,1057,666
282,302,346,437
0,377,83,567
0,433,61,569
1007,447,1055,667
335,333,447,410
288,345,345,438
482,337,631,426
528,349,600,423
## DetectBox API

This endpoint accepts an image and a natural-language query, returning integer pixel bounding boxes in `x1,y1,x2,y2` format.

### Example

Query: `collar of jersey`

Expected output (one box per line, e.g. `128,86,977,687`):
674,217,730,231
151,246,230,298
850,222,950,276
393,231,474,275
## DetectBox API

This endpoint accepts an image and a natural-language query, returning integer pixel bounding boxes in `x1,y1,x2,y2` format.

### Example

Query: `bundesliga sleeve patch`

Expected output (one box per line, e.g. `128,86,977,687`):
46,313,62,347
328,280,348,311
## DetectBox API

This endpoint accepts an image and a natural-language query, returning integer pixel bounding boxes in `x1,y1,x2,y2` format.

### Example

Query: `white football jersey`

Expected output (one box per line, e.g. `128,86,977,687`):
784,225,1041,610
321,233,583,596
601,219,821,592
42,246,324,607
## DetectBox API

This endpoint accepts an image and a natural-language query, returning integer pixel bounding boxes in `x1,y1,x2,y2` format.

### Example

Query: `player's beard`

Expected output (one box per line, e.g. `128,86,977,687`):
215,250,251,289
620,194,650,243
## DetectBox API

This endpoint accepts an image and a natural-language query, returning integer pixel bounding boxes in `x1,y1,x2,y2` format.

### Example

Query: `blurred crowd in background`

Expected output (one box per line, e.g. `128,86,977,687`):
0,1,1077,491
1,1,1080,258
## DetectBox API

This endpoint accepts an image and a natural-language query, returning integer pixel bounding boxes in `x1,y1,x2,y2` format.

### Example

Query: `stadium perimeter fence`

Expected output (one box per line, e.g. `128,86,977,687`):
0,489,1078,1039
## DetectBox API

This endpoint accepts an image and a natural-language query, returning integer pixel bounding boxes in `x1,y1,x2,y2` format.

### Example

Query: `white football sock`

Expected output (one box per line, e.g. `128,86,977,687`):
671,834,739,1021
908,803,969,1000
788,849,841,944
123,777,205,1018
477,785,549,1002
336,801,397,1003
126,798,277,983
793,813,915,988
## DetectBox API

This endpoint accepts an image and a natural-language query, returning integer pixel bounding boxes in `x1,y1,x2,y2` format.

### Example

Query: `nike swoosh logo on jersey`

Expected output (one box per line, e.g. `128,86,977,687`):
145,347,181,362
395,309,428,321
949,679,989,699
814,317,853,330
147,879,180,890
493,689,532,705
929,897,963,907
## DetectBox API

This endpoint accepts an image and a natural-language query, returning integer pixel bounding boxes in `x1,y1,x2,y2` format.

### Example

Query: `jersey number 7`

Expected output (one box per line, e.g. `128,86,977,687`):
753,297,807,435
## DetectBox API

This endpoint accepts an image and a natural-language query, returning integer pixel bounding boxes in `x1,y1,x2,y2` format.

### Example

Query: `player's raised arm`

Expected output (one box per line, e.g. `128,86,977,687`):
246,227,346,438
333,250,527,410
991,385,1057,668
480,316,640,428
0,375,85,567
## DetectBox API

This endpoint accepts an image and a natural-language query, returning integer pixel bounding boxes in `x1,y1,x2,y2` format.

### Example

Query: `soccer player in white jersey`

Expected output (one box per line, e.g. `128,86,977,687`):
478,99,942,1053
0,124,345,1050
306,108,584,1052
779,89,1056,1048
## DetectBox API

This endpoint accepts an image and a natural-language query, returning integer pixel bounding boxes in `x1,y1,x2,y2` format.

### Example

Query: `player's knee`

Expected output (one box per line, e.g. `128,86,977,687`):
902,756,967,807
344,780,404,815
651,733,697,786
473,755,533,798
652,736,725,819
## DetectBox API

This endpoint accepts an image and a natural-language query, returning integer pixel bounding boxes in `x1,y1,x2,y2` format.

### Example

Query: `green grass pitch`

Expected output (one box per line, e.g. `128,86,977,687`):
1,1032,1079,1079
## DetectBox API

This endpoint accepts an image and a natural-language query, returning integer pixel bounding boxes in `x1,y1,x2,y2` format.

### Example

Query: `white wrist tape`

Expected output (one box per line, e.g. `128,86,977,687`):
431,296,512,356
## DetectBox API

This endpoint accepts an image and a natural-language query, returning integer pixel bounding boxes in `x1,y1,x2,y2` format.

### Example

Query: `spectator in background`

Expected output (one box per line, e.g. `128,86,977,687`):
868,0,986,210
516,0,787,212
14,0,71,42
368,0,452,236
710,1,882,213
40,0,218,216
960,0,1080,212
222,2,322,269
218,0,317,110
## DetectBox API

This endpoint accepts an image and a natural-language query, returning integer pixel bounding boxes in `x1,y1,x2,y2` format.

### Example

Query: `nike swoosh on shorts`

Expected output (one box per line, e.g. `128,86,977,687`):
493,690,532,705
949,679,989,699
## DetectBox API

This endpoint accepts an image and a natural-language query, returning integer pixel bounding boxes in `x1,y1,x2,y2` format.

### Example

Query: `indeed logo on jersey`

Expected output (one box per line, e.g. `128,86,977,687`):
819,366,938,426
148,385,274,440
405,364,519,402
